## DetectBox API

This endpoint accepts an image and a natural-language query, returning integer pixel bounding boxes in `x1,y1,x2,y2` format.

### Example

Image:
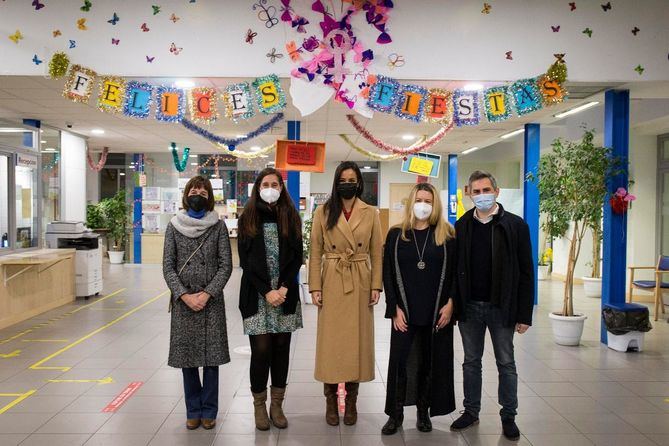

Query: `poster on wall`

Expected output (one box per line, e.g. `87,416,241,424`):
226,199,238,215
162,188,180,214
213,190,224,205
142,200,161,214
177,178,190,189
210,179,223,189
143,187,160,200
142,214,160,233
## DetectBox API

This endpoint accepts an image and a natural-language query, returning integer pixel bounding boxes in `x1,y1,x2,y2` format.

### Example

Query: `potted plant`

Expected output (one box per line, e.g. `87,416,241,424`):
529,129,623,346
100,190,130,264
301,214,313,285
538,247,552,281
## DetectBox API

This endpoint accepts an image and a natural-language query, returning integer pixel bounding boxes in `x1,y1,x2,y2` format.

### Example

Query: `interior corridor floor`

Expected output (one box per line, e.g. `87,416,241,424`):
1,263,669,446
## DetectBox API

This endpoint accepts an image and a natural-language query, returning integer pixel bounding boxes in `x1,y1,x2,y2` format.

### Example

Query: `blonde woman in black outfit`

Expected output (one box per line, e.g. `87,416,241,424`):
381,182,457,435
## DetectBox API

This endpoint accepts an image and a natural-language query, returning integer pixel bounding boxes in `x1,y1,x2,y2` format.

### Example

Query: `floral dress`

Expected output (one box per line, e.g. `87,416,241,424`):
243,222,303,335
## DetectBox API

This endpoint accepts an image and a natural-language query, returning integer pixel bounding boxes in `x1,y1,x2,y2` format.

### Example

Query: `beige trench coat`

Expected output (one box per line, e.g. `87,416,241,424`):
308,199,383,383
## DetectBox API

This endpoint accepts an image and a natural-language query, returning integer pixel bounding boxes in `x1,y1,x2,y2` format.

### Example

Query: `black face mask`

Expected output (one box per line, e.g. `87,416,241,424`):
337,182,358,200
187,195,207,212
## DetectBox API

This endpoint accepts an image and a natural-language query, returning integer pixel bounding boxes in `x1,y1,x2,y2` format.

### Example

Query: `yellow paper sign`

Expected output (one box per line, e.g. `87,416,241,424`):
487,92,506,115
99,80,124,110
408,157,434,176
161,93,180,116
258,81,279,108
401,92,423,116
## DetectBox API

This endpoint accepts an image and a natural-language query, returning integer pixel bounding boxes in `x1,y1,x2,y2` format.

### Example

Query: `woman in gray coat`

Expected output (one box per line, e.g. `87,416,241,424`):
163,175,232,431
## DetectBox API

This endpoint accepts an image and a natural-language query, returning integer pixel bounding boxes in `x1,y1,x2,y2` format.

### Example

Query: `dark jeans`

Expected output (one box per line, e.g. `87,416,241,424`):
182,366,219,419
458,301,517,420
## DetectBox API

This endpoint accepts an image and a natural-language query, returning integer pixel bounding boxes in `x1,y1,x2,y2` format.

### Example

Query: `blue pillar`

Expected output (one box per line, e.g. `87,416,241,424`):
287,121,301,210
524,123,540,305
133,154,143,264
447,154,458,225
601,90,630,344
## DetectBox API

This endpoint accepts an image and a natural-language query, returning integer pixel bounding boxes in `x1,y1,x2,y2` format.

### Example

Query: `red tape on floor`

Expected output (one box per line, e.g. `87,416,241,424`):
102,381,143,412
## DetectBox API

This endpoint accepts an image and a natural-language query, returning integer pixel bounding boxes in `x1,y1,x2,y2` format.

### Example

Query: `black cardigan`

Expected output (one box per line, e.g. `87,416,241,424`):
453,203,535,327
238,206,303,319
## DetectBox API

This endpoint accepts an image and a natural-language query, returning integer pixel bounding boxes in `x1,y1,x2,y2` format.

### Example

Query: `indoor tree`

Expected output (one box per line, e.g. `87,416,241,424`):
99,190,130,251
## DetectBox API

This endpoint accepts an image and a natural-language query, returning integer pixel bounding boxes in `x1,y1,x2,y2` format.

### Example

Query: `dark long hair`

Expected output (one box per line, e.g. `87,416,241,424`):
239,168,302,239
323,161,364,230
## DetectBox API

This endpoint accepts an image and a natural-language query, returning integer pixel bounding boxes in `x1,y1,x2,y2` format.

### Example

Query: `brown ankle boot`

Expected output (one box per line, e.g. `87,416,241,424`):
323,383,340,426
251,388,270,431
269,386,288,429
343,382,359,425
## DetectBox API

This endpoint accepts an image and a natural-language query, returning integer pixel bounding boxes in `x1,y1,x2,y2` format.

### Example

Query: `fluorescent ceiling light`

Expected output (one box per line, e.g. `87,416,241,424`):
463,83,484,91
91,129,105,135
44,147,56,152
236,134,247,138
363,166,371,169
119,172,126,176
174,79,195,88
402,134,415,141
500,128,525,139
189,154,197,158
40,140,47,144
553,101,600,119
190,162,198,166
0,128,28,133
211,174,218,177
128,165,135,168
249,146,261,152
462,146,480,155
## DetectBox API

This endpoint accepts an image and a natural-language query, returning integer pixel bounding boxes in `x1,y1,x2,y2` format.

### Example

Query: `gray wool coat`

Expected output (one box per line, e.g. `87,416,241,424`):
163,220,232,368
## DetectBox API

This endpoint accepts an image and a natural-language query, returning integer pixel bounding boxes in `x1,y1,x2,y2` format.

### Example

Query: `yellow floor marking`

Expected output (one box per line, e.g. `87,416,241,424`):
0,330,33,345
88,308,127,312
22,339,69,343
69,288,126,314
47,376,113,385
115,299,125,304
29,290,168,372
0,390,36,414
0,350,21,358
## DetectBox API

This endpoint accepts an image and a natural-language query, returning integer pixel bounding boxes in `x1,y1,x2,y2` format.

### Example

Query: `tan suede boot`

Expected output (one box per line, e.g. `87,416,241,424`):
269,386,288,429
343,382,359,425
323,383,340,426
251,388,271,431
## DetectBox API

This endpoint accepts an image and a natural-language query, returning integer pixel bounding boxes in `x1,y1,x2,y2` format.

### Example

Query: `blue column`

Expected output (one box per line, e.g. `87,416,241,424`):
133,154,143,264
524,123,540,305
287,121,301,210
447,154,458,225
601,90,630,344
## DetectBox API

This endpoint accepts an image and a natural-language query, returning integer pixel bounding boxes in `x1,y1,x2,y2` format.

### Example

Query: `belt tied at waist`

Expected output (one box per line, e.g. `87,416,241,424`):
324,249,368,294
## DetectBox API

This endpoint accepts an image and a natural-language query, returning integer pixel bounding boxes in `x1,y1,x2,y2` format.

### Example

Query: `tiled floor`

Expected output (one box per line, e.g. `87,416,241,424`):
1,263,669,445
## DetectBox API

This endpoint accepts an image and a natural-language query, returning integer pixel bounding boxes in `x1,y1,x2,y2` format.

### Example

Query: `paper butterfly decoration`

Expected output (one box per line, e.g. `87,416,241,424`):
52,29,61,37
635,64,644,75
80,0,91,12
32,54,42,65
481,2,491,14
387,53,405,69
631,26,640,35
77,18,88,30
32,0,45,10
245,29,257,44
69,39,76,48
111,38,120,45
266,47,283,63
505,51,513,60
170,13,180,23
108,12,119,25
253,1,279,28
551,25,560,32
8,30,23,44
285,41,303,62
169,42,182,55
146,55,155,63
152,5,161,15
141,23,150,32
554,53,566,62
583,27,592,37
569,2,576,11
601,1,611,11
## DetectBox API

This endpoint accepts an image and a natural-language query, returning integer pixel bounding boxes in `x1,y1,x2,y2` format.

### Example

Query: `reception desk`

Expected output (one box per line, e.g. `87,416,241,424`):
0,249,76,330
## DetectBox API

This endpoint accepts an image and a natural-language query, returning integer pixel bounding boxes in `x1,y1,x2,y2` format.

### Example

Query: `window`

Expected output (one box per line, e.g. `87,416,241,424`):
40,127,61,237
0,154,9,249
360,162,379,206
15,153,38,248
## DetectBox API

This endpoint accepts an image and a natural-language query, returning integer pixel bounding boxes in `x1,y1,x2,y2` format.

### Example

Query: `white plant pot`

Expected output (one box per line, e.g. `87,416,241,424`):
582,277,602,298
538,265,550,281
548,312,587,346
108,250,125,264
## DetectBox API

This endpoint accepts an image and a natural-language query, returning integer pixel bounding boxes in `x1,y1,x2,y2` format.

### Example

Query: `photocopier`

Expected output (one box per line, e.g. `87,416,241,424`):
45,221,103,298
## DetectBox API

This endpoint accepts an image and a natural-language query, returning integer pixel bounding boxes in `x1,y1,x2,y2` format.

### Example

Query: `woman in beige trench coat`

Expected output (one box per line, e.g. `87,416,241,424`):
309,161,383,427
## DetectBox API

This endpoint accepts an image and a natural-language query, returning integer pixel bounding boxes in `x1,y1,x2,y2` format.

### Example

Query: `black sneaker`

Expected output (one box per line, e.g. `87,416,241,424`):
502,419,520,441
450,412,479,432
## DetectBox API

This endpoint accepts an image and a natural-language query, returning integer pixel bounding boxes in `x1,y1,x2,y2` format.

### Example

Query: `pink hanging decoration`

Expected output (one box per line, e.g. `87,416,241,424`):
346,114,453,155
87,146,109,172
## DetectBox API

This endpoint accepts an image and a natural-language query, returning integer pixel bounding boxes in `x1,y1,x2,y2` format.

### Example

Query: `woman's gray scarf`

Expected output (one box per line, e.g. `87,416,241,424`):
170,210,219,238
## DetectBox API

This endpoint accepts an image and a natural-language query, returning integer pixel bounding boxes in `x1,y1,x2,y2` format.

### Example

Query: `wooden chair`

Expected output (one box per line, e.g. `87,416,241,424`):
628,255,669,321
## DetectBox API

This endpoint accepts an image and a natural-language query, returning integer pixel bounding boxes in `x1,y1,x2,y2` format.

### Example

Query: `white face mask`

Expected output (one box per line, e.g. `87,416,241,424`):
413,202,432,221
259,187,281,204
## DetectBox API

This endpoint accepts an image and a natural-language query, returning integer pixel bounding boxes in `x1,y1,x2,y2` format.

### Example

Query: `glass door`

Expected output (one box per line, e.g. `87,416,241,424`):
0,154,10,249
658,135,669,256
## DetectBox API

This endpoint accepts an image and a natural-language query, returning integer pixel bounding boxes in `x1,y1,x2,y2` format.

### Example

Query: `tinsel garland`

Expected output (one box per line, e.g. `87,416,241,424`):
181,113,284,150
346,114,452,155
48,52,70,79
170,143,190,172
213,142,277,159
338,134,428,161
86,147,108,172
547,54,568,84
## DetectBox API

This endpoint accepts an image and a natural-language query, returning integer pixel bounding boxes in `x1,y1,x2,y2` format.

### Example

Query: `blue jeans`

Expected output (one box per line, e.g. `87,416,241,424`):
458,301,517,420
182,366,219,419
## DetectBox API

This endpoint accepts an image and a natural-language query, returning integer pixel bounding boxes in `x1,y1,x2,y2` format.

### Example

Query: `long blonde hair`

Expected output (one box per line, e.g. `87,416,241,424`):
398,183,455,246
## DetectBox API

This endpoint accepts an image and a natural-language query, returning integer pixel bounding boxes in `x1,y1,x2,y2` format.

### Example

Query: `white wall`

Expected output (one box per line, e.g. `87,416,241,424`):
0,156,8,240
60,131,87,222
86,164,100,205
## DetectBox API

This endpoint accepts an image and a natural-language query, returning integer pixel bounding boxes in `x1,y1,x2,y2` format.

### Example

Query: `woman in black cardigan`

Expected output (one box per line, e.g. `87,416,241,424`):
382,182,457,435
238,168,303,431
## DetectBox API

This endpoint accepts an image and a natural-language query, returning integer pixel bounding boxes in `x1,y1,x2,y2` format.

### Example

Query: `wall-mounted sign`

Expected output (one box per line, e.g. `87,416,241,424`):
275,140,325,172
400,153,441,178
16,154,38,169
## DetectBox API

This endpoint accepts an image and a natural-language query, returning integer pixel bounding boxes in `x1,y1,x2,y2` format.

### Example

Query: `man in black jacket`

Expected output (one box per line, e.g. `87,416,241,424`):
450,170,534,441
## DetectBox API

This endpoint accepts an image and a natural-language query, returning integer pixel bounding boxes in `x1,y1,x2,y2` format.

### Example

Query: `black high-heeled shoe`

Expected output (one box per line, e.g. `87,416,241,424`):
381,414,404,435
416,407,432,432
